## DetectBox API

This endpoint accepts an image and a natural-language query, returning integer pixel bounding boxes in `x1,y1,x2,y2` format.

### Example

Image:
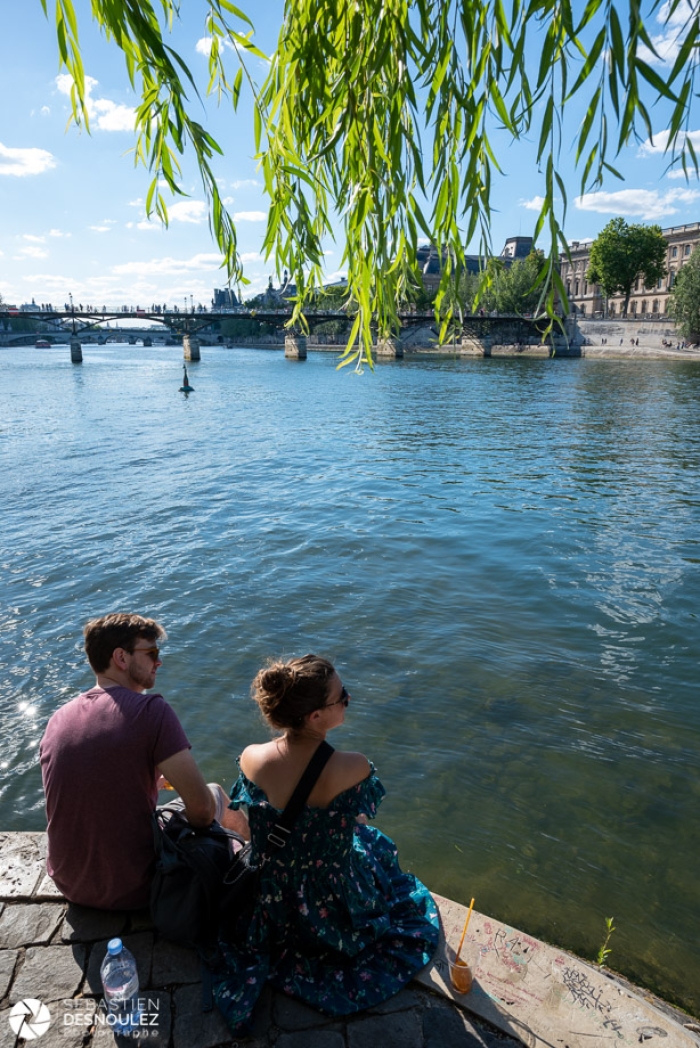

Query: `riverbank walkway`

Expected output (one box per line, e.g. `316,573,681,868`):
1,832,697,1048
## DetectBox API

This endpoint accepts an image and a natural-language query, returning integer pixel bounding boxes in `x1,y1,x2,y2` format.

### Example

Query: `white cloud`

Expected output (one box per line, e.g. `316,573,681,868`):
230,179,260,190
240,251,264,263
520,196,545,211
233,210,266,222
222,196,235,205
49,228,70,237
638,129,700,156
0,141,56,177
194,36,243,56
90,225,112,233
17,246,49,259
91,98,135,132
168,200,207,224
55,74,135,132
667,168,700,180
575,187,700,220
23,234,46,243
128,198,144,207
196,37,215,56
40,106,50,117
132,220,163,232
112,253,223,277
638,0,696,66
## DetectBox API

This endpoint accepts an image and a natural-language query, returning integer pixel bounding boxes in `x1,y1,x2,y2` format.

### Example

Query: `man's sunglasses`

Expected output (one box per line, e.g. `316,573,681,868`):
129,646,161,662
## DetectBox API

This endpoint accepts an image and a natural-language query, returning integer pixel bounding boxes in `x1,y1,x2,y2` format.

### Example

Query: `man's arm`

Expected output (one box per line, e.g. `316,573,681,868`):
157,749,215,827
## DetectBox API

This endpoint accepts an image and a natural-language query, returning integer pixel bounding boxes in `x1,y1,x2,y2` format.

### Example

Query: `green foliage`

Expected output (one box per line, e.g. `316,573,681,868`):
463,251,546,316
669,247,700,343
586,218,667,316
596,916,616,968
40,2,700,369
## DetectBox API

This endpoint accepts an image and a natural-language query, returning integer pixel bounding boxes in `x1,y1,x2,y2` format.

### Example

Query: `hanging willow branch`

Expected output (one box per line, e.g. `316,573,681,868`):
41,0,700,369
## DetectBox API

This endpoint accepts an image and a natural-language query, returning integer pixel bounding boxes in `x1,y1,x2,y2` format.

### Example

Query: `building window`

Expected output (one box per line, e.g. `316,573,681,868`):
631,301,637,315
672,246,678,257
652,299,658,313
609,303,615,316
669,269,676,288
657,278,663,289
641,300,647,314
566,280,571,296
685,244,691,255
635,277,640,291
575,280,579,295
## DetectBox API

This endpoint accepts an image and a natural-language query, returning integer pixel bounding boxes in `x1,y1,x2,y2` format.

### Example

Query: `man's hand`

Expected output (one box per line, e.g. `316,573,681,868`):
157,749,215,827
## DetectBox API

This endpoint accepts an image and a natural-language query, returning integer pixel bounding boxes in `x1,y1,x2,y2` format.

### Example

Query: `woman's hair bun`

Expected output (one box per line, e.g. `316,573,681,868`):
257,664,296,705
252,655,335,731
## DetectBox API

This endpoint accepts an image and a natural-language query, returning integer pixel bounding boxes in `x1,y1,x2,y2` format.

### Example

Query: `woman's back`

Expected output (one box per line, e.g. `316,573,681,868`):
239,738,371,810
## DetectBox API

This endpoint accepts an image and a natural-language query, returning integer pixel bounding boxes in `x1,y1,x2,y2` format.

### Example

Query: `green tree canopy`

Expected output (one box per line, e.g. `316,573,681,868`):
464,251,546,316
43,1,700,366
586,218,667,317
669,247,700,343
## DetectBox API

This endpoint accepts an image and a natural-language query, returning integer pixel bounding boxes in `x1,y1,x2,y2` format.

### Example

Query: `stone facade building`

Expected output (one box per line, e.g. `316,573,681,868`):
559,222,700,318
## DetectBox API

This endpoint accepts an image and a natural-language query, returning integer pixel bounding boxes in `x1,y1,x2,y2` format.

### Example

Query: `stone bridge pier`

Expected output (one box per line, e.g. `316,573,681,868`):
70,337,82,363
284,334,307,360
183,334,201,361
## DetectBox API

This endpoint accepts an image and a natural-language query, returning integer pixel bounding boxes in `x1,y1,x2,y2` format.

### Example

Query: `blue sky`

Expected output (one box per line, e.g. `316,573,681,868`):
1,1,699,309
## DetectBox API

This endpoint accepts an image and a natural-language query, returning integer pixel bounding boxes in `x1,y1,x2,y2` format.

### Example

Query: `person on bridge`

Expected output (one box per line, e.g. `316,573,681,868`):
40,612,248,909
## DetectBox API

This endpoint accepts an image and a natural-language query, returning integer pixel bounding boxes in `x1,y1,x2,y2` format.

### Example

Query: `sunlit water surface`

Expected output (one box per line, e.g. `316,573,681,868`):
1,345,699,1014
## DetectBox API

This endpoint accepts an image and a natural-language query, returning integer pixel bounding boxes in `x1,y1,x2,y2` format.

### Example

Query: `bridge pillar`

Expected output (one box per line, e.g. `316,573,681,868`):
70,337,83,364
285,335,307,360
374,336,404,359
143,337,152,347
183,334,201,361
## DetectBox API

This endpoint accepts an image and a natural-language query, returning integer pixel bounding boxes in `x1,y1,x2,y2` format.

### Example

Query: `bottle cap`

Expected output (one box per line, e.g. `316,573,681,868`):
107,938,123,956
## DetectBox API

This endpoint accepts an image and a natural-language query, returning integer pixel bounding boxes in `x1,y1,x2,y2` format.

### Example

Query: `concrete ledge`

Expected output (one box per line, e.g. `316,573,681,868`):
419,894,700,1048
1,834,697,1048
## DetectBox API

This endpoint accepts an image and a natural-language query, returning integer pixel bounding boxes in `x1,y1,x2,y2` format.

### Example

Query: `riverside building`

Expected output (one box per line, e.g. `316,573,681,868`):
559,222,700,319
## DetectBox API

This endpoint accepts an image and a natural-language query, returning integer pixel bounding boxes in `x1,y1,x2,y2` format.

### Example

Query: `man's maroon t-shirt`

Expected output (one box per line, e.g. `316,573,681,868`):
40,686,189,909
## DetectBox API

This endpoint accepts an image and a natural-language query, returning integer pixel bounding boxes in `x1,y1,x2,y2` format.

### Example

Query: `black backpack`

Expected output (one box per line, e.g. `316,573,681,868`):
150,743,334,957
150,807,251,956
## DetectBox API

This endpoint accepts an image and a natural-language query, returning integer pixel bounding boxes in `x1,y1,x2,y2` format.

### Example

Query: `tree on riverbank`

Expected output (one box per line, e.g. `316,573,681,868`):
669,247,700,343
40,1,700,367
460,251,545,316
586,219,667,318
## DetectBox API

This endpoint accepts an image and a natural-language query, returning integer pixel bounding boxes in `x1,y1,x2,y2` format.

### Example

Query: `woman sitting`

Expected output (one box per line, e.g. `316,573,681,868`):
213,654,439,1031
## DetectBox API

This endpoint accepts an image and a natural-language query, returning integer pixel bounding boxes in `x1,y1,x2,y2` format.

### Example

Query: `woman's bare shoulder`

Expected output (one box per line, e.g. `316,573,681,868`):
239,741,277,779
328,750,372,791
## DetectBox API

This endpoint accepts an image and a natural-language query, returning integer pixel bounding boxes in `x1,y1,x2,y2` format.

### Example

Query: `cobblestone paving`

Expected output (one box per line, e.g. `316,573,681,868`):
0,833,519,1048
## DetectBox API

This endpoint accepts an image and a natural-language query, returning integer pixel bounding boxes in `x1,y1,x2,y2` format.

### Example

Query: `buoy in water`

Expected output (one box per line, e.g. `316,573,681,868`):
179,365,194,393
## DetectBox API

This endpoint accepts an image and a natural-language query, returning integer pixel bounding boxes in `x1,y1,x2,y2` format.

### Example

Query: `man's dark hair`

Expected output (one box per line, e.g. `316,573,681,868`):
83,613,167,673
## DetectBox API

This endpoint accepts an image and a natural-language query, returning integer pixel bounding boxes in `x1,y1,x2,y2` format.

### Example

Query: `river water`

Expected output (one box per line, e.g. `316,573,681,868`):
1,344,698,1014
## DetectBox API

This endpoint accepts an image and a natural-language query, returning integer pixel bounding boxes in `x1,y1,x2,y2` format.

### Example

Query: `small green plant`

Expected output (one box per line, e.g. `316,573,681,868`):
596,917,616,967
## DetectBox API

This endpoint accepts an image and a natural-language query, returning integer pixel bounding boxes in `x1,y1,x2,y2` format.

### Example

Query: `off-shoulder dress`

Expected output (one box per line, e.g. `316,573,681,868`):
212,762,440,1031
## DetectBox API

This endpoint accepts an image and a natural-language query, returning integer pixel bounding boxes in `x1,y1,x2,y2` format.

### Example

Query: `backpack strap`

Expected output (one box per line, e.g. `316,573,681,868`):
264,740,334,853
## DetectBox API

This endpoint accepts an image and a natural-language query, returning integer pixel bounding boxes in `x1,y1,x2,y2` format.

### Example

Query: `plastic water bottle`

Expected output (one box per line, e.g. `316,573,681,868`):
100,938,141,1038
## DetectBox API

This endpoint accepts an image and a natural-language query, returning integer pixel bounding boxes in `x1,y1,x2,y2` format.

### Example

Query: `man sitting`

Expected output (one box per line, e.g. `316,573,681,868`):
40,613,246,910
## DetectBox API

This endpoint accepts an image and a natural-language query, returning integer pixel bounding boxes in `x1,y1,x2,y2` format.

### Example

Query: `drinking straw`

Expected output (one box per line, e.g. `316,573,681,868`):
454,897,475,964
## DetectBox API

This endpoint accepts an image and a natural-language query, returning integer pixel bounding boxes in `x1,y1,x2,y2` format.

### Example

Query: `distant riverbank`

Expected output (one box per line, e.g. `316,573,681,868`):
228,316,699,360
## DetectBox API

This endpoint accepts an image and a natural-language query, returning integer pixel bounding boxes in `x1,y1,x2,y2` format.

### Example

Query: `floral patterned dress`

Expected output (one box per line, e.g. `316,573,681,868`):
212,762,440,1032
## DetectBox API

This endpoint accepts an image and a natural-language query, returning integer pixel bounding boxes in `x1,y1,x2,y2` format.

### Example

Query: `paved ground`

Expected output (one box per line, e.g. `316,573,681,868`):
1,832,698,1048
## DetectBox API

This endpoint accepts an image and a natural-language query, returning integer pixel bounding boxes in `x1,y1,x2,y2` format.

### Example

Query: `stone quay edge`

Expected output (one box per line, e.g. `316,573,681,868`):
1,832,697,1048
